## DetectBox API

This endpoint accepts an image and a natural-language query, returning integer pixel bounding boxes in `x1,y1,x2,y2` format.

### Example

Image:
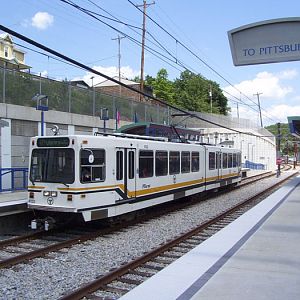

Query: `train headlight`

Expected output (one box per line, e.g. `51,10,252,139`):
43,191,50,197
51,191,58,197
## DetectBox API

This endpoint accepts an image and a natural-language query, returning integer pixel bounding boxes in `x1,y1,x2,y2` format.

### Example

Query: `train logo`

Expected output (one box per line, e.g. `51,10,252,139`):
47,197,54,205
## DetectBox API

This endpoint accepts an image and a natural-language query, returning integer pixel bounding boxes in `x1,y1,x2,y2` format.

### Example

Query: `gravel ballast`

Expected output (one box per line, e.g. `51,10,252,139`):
0,171,297,299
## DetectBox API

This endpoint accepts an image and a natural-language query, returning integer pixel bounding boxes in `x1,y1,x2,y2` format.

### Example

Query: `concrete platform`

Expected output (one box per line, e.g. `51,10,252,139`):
0,191,28,216
120,174,300,300
0,191,32,234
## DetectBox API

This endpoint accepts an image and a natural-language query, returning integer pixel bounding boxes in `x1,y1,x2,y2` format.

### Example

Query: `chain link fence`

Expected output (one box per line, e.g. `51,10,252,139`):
0,67,173,125
0,67,271,140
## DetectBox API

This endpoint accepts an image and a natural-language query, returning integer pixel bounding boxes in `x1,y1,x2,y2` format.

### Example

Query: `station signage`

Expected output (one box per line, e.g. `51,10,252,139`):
228,18,300,66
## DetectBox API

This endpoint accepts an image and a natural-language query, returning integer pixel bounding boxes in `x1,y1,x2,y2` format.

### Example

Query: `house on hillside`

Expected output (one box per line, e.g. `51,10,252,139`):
69,79,90,89
94,76,153,101
0,32,31,70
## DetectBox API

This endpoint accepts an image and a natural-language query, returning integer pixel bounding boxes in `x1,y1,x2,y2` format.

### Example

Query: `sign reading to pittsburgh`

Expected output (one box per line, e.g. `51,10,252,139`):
228,18,300,66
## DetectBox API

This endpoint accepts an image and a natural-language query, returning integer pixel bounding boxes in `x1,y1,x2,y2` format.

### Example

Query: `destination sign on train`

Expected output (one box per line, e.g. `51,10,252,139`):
228,18,300,66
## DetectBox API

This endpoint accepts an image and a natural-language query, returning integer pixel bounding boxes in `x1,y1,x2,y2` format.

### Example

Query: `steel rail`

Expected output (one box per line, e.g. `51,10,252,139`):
0,169,293,270
60,172,298,300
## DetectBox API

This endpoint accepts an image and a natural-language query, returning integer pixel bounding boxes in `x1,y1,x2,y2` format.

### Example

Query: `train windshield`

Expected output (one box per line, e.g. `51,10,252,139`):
30,148,75,184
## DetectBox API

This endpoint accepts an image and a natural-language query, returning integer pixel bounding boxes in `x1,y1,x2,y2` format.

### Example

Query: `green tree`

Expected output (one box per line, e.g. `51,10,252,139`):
151,69,175,104
134,69,229,115
265,123,297,156
173,70,229,113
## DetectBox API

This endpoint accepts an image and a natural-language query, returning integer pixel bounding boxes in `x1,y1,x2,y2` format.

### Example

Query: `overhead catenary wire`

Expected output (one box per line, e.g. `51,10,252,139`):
127,0,282,124
59,0,187,73
66,0,280,124
59,0,263,114
0,24,275,139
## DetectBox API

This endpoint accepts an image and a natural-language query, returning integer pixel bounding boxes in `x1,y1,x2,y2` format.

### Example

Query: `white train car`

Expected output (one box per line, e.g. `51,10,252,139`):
27,133,241,228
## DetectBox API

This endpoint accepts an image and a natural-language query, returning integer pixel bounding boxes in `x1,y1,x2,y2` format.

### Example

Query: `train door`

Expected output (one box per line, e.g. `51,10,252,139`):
116,148,136,200
217,151,222,180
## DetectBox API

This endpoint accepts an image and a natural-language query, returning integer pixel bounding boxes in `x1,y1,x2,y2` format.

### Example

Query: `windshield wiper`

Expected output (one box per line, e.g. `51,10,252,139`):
60,182,69,187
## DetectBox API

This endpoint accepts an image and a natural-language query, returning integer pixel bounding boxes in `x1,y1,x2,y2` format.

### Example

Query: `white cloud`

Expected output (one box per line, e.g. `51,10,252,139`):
78,65,139,86
31,12,54,30
266,104,300,123
229,102,300,126
277,69,298,80
224,70,295,101
225,69,300,125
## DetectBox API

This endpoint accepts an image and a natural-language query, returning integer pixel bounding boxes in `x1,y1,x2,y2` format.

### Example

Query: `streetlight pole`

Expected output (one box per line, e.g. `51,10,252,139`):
276,122,281,176
32,94,48,136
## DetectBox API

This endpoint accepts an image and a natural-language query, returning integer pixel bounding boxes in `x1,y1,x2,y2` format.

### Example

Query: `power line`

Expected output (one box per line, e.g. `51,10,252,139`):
59,0,185,73
127,0,281,124
59,0,280,125
15,2,277,125
0,24,275,139
60,1,238,113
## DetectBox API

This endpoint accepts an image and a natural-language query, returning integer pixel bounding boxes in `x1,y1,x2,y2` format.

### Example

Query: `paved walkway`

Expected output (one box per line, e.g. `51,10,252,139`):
0,191,27,205
120,174,300,300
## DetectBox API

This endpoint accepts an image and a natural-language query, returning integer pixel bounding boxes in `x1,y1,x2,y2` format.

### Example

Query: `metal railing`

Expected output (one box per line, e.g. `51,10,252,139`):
0,168,28,192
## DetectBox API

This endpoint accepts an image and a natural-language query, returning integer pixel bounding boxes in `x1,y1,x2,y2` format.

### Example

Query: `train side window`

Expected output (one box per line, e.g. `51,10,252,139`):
217,152,222,169
192,152,199,172
128,151,135,179
80,149,105,183
181,151,190,173
233,153,237,167
209,152,216,170
139,150,153,178
155,151,168,176
223,153,228,169
116,151,123,180
228,153,233,168
169,151,180,175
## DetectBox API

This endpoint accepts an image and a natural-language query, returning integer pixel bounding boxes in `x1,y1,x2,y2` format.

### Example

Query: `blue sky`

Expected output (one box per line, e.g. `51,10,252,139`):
1,0,300,126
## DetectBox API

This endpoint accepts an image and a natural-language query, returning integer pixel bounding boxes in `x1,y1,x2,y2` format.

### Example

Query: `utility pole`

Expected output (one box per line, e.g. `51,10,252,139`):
209,85,213,113
236,102,239,119
237,92,241,119
254,92,263,127
137,0,155,101
112,35,125,96
112,35,126,82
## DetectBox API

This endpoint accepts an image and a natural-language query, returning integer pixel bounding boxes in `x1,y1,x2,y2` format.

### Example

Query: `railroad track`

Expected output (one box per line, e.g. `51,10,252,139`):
60,171,297,300
240,170,274,185
0,169,292,271
0,226,119,269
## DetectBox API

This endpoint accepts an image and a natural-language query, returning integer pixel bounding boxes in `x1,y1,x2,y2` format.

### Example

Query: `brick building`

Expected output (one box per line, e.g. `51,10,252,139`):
94,76,152,101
